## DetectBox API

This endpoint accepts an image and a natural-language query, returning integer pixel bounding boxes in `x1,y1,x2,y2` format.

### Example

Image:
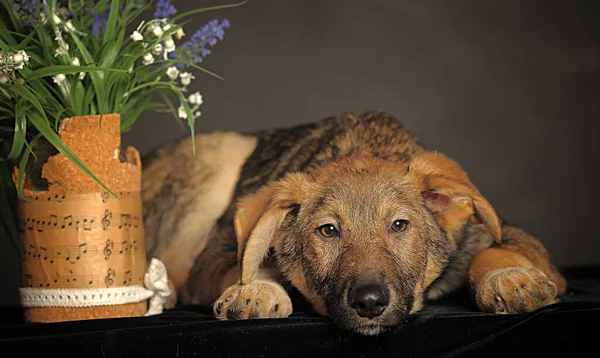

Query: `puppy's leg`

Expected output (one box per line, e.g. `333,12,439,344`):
213,267,293,320
468,225,567,314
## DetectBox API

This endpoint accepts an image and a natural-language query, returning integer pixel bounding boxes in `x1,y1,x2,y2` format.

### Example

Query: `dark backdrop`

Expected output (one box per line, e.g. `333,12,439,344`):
1,0,599,306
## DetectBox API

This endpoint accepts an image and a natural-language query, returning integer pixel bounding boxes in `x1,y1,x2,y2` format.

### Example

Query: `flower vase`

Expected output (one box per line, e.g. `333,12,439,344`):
13,114,153,323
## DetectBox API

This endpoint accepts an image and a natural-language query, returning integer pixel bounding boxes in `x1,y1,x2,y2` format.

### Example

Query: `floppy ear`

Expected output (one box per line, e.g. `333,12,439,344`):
408,151,502,243
234,172,312,284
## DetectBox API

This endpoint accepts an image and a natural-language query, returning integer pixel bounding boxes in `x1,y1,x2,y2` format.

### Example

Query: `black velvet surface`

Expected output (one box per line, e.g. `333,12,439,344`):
1,266,599,357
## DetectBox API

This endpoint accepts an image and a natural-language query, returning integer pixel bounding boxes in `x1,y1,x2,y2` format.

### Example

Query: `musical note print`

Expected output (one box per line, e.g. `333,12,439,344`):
103,239,113,260
121,270,133,285
118,214,131,230
21,194,66,203
105,268,115,288
23,272,96,288
101,191,135,203
19,214,97,232
19,213,142,232
118,240,130,254
23,192,98,202
102,210,112,231
19,190,145,291
114,270,133,286
24,243,98,264
132,216,140,229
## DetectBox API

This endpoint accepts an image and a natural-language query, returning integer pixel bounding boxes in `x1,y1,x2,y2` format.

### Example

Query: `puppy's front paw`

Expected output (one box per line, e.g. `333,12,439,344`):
213,281,293,320
476,267,559,314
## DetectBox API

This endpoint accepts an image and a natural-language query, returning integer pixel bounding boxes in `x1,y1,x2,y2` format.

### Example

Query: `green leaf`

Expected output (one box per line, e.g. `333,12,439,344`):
91,0,111,13
0,27,17,46
158,92,183,129
171,0,248,23
27,112,118,199
0,0,23,34
52,107,70,131
120,95,151,132
24,65,128,81
124,2,153,27
9,83,49,124
2,103,25,161
70,80,86,115
17,28,39,47
82,86,96,114
69,30,107,116
181,61,225,81
103,0,120,44
176,91,197,155
16,133,42,202
149,59,224,81
122,81,173,98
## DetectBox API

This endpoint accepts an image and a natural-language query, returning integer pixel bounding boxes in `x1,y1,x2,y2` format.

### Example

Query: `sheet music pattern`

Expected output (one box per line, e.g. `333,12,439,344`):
19,191,146,290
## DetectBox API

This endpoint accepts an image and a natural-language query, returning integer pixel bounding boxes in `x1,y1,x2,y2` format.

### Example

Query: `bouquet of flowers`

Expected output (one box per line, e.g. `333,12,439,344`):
0,0,244,201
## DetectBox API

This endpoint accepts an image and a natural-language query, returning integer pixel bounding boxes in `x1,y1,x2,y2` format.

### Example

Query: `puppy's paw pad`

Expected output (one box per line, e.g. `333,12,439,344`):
213,281,292,320
476,267,559,314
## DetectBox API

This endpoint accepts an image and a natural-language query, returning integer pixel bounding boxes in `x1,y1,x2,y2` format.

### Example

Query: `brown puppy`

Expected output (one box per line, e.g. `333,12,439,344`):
142,110,566,336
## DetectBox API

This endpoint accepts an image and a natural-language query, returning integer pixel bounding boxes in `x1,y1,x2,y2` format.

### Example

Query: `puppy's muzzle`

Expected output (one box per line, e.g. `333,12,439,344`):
348,282,390,319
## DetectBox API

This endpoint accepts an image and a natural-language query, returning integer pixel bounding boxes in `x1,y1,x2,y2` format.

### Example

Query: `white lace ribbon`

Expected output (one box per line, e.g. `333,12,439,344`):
19,258,172,316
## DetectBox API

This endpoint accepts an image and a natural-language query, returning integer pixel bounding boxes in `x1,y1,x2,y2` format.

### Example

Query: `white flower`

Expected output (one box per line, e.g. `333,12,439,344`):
179,72,194,86
0,73,9,84
163,24,172,32
175,28,185,40
153,43,163,55
53,74,71,95
53,74,66,84
55,42,69,57
142,53,155,65
164,37,176,53
166,66,179,81
130,31,143,42
12,53,24,64
178,105,187,119
194,111,201,118
152,26,163,37
65,20,75,32
19,50,29,63
188,92,203,105
51,13,61,25
71,57,85,79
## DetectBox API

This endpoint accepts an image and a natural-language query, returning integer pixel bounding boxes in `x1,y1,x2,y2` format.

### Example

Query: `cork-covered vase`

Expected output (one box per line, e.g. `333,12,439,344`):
13,114,149,323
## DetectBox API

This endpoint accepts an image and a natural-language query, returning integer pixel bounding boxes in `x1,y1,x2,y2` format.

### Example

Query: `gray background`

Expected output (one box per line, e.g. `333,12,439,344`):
1,0,599,306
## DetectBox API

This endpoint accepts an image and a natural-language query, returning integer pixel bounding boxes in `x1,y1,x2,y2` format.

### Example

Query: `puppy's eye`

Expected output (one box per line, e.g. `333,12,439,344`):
391,219,409,233
317,224,339,238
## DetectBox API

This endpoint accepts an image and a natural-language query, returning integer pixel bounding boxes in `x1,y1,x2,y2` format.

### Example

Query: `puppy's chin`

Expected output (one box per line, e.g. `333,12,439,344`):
350,323,394,336
327,303,408,336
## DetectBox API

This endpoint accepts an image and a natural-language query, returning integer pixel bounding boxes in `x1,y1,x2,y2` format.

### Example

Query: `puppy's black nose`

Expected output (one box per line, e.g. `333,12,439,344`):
349,283,389,319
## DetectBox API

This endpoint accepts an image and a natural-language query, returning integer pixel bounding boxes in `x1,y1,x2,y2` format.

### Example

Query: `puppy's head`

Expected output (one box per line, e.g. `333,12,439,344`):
234,152,501,336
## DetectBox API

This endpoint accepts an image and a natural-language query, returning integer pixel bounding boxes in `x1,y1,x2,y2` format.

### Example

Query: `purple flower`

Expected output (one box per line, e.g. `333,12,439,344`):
90,9,109,37
85,2,137,38
180,19,230,64
9,0,46,27
154,0,177,19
